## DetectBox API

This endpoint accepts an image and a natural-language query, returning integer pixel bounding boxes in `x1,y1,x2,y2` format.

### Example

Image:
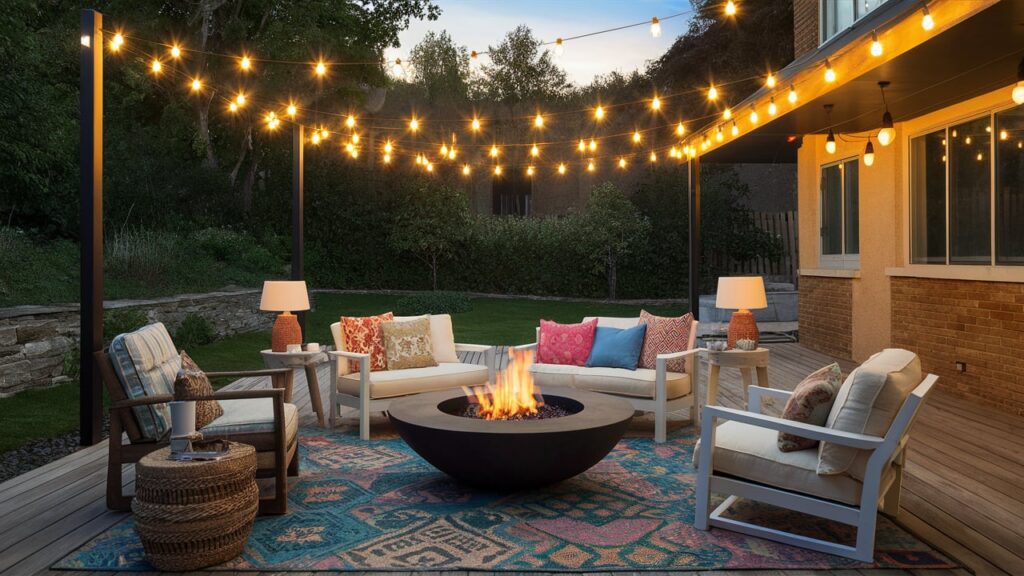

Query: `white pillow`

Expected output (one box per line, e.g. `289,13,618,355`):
394,314,459,363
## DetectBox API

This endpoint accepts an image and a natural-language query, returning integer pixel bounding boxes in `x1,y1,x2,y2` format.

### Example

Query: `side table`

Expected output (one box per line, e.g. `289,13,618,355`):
132,443,258,571
705,347,770,410
261,348,329,427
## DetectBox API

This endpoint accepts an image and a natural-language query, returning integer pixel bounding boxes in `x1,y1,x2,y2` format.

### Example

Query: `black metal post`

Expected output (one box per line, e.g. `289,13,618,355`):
292,123,305,335
688,155,701,321
79,9,103,446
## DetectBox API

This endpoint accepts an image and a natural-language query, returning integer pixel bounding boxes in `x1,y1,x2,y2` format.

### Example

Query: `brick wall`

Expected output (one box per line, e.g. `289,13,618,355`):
799,275,853,359
891,277,1024,416
793,0,819,58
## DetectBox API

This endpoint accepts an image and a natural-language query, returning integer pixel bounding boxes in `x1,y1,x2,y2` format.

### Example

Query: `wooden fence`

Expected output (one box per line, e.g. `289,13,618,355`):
726,210,799,286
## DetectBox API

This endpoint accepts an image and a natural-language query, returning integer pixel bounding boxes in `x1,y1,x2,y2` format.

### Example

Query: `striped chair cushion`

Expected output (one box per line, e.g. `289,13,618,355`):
108,322,179,441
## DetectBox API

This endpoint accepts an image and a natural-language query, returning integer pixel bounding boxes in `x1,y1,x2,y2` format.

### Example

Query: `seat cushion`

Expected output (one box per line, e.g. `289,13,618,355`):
200,399,298,452
108,322,179,441
694,420,884,506
338,362,489,399
529,363,691,399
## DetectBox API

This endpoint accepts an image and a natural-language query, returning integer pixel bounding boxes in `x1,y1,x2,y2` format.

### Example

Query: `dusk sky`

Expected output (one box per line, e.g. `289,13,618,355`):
385,1,694,86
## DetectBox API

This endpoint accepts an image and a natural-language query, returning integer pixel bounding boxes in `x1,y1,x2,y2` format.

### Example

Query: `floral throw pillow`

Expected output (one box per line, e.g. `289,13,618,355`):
778,363,843,452
174,351,224,429
638,310,693,373
537,318,598,366
381,317,438,370
341,312,394,372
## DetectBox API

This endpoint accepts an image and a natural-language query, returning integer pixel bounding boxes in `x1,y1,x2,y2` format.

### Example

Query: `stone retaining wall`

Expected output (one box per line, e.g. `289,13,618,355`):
0,290,272,397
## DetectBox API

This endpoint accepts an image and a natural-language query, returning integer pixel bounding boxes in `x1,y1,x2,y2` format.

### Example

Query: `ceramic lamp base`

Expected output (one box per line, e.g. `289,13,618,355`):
727,309,759,349
271,312,302,352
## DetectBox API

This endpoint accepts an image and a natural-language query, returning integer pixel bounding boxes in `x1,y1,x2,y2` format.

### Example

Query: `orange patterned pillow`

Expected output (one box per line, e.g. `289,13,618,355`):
341,312,394,372
638,310,693,373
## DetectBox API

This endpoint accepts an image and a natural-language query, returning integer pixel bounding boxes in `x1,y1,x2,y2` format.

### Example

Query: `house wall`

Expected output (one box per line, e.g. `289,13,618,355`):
793,0,820,58
798,275,853,358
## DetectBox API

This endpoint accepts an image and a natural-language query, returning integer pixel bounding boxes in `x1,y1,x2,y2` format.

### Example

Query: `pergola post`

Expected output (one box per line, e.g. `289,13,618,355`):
79,8,103,446
688,155,701,321
292,123,305,334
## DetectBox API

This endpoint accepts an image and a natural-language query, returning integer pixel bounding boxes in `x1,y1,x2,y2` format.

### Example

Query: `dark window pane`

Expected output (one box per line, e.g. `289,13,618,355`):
910,129,948,264
844,159,859,254
821,164,842,255
996,106,1024,265
949,116,991,264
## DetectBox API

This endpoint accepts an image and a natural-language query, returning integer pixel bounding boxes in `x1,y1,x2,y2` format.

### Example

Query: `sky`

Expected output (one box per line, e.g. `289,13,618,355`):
384,1,694,86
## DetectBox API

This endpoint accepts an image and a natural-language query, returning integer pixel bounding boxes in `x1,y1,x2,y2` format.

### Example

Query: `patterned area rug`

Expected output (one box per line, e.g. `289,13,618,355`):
57,427,955,572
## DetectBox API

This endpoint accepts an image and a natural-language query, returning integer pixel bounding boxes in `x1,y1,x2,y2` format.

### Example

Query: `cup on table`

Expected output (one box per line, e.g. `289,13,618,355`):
305,342,320,352
286,343,302,353
169,401,197,436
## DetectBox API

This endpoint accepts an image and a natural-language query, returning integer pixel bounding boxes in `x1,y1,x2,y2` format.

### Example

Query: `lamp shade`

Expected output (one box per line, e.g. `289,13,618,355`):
715,276,768,310
259,280,310,312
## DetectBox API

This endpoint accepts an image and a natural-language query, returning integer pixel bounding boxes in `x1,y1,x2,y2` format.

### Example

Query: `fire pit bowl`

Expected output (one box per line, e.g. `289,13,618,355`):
388,387,633,490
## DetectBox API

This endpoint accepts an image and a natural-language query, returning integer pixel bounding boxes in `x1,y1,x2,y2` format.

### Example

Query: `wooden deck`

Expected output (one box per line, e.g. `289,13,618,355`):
2,342,1020,575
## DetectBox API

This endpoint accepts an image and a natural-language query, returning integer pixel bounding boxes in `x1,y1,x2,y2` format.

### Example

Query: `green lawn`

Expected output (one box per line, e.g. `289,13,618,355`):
0,384,82,453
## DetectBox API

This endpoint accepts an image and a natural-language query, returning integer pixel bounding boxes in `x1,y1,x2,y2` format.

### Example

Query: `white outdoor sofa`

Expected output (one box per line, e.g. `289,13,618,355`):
517,316,702,443
693,348,937,562
328,314,495,439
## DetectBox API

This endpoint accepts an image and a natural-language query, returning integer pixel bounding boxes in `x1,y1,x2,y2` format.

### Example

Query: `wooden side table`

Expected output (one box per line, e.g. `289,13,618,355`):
705,347,770,410
261,348,329,427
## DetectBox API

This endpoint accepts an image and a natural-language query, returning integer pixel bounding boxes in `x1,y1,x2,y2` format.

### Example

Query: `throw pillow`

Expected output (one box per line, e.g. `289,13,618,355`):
777,363,843,452
586,324,648,370
341,312,395,372
638,310,693,373
381,317,438,370
537,318,598,366
174,351,224,429
394,314,459,363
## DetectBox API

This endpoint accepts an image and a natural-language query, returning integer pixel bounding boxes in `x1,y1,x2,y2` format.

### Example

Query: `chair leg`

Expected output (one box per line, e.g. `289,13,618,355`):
287,448,300,477
106,416,132,512
654,403,667,443
854,503,879,562
881,463,903,517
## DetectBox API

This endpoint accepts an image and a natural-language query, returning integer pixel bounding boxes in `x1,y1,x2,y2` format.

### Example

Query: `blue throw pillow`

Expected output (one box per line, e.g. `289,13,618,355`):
585,324,648,370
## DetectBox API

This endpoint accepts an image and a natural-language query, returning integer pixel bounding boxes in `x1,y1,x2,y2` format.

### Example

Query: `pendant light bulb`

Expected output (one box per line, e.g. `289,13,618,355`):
870,31,883,57
921,5,935,31
863,139,875,166
650,16,662,38
1012,58,1024,104
825,129,837,154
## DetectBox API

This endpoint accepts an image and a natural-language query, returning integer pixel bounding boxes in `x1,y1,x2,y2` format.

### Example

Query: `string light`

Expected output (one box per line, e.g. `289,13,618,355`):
315,60,327,77
723,108,732,120
578,139,586,152
877,81,895,146
864,139,875,166
589,138,597,152
383,153,392,164
426,162,434,172
618,157,627,169
558,163,567,175
788,84,798,104
345,142,355,153
534,113,544,128
462,164,471,176
676,122,686,136
669,146,678,158
731,121,739,136
150,59,162,74
725,1,737,16
825,129,837,154
493,165,502,176
228,102,238,113
716,125,724,142
749,105,759,124
587,159,595,172
345,115,356,128
392,58,404,77
471,117,481,131
650,16,662,38
351,133,360,144
870,31,883,57
490,145,499,158
594,105,605,121
471,50,478,60
1012,57,1024,104
440,144,449,157
170,44,181,59
707,85,718,101
768,97,777,116
235,93,246,106
190,78,202,92
527,165,535,177
651,95,661,110
921,4,935,31
824,59,836,83
409,117,420,132
649,151,657,163
384,141,393,154
319,128,330,141
448,147,457,160
239,55,252,71
311,132,321,145
632,130,642,143
110,33,124,52
1000,129,1009,141
555,38,564,56
531,144,540,157
286,103,297,117
765,73,776,88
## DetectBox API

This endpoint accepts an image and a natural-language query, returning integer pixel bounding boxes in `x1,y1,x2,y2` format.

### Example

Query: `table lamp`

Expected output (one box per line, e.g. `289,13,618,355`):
715,276,768,349
260,280,310,352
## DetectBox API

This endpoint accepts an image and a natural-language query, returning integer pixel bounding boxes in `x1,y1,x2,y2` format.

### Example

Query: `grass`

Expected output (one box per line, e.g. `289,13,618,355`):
0,384,81,453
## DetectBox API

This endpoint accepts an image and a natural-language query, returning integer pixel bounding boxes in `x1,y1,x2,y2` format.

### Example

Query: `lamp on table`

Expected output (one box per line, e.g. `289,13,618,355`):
715,276,768,349
260,280,310,352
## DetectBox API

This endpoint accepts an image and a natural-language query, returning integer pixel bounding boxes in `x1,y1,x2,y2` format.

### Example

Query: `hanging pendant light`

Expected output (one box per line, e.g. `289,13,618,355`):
824,104,836,154
877,81,895,146
863,138,875,166
1012,56,1024,105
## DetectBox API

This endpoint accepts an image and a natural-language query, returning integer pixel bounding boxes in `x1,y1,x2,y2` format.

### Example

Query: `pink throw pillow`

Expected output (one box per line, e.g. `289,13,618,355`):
638,310,693,372
537,319,598,366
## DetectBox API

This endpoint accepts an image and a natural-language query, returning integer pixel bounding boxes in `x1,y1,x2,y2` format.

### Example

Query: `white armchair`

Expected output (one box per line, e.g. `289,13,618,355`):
694,368,938,562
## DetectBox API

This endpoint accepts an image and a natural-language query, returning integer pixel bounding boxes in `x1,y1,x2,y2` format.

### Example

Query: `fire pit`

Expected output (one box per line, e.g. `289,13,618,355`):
388,350,633,490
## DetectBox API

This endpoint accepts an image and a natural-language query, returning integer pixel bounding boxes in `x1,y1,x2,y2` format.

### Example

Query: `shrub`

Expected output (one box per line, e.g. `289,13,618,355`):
395,291,473,315
174,314,217,349
103,308,150,344
106,228,179,287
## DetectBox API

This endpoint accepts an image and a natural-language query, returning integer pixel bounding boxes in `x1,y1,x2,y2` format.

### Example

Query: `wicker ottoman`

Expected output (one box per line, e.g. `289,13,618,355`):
132,442,259,571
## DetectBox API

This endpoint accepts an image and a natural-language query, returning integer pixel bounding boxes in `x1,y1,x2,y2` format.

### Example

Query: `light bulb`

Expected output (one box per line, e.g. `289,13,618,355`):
531,144,540,157
315,61,327,77
110,33,124,52
595,106,605,120
824,59,836,83
878,125,894,147
286,104,297,117
240,56,251,71
351,133,360,144
618,158,627,169
228,102,238,113
731,121,739,137
649,151,657,163
384,141,393,153
651,96,661,110
235,93,246,106
320,128,329,141
1012,82,1024,105
383,153,391,164
150,59,162,73
527,165,535,176
650,16,662,38
870,31,883,57
766,73,776,88
589,139,597,152
977,152,984,161
170,45,181,58
1000,129,1009,141
190,78,202,92
749,106,759,124
426,162,434,172
471,51,478,60
462,164,471,176
921,6,934,31
558,163,567,175
493,165,502,176
669,147,678,158
578,139,586,152
345,115,356,128
725,0,737,16
768,97,777,116
490,145,499,158
471,118,481,131
409,117,420,131
440,144,448,156
555,38,564,56
345,142,354,153
708,85,718,101
392,58,404,77
864,140,875,166
632,131,641,143
723,108,732,120
965,136,972,145
788,84,798,104
676,122,685,136
716,126,724,142
311,132,321,145
825,129,837,154
534,113,544,128
449,148,457,160
587,160,595,172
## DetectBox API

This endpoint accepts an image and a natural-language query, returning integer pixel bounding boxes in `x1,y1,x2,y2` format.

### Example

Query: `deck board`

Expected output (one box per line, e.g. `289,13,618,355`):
0,342,1016,575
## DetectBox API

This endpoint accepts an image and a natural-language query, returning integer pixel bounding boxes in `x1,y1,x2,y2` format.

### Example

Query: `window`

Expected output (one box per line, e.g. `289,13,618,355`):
820,0,888,44
910,103,1024,266
820,158,859,266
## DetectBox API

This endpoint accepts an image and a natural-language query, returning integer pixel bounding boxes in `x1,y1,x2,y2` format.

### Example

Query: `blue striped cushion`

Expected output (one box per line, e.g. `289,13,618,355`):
108,322,179,441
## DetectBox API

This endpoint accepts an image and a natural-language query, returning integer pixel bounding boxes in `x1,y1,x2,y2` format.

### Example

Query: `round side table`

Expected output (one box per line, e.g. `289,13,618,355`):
262,348,329,427
705,347,770,410
132,443,258,571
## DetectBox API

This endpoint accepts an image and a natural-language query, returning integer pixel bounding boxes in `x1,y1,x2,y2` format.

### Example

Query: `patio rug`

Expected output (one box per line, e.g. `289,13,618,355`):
56,427,956,572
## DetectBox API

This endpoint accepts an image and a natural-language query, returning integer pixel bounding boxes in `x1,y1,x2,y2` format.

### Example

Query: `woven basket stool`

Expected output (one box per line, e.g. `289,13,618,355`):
132,442,258,571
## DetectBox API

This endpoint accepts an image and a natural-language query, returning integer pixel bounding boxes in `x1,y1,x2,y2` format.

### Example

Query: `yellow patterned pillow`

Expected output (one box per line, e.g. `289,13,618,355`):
381,317,438,370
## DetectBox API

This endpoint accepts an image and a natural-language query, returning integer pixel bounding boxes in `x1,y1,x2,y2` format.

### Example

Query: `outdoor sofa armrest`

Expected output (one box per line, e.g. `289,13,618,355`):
703,404,885,450
748,386,793,413
109,387,286,411
456,343,496,381
207,367,293,399
328,350,371,361
454,343,492,352
512,342,537,352
655,347,705,362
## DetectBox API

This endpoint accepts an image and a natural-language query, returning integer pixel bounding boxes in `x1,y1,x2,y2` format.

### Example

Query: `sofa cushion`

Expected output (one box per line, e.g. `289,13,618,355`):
394,314,459,363
529,363,691,399
200,399,298,451
108,322,179,442
174,351,224,430
694,420,889,506
341,313,394,372
778,363,842,452
382,317,438,370
586,325,647,370
338,362,489,399
537,318,598,366
818,349,920,477
638,310,694,373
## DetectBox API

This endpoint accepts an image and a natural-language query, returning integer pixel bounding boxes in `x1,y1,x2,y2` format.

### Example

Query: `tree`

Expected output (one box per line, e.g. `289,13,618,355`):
408,31,471,104
480,25,570,106
388,180,472,290
580,182,651,300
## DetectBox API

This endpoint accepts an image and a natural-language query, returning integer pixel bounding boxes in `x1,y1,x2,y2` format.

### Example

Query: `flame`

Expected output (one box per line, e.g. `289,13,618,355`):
463,348,543,420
